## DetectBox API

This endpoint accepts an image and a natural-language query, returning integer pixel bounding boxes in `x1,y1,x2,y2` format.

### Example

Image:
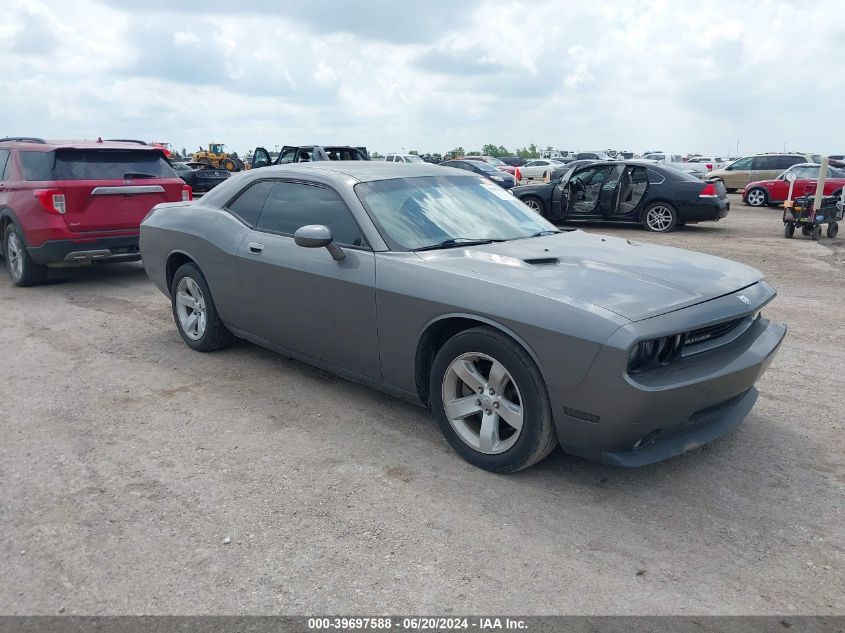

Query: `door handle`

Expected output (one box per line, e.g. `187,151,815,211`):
248,242,264,255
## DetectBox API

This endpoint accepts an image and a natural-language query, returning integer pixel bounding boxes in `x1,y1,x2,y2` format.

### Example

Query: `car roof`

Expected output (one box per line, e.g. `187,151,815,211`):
0,138,164,152
247,160,451,183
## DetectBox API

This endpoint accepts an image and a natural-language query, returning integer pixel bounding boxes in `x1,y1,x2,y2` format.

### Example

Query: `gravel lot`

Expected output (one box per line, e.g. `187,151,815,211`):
1,194,843,615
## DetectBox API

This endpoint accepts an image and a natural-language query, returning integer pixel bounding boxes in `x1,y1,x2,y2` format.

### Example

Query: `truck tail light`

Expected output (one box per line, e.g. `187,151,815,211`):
182,185,193,201
34,189,66,214
699,183,718,198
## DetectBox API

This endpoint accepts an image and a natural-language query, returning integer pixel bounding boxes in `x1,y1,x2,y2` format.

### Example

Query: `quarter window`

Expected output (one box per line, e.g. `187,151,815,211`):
0,149,10,181
256,181,366,247
227,180,274,226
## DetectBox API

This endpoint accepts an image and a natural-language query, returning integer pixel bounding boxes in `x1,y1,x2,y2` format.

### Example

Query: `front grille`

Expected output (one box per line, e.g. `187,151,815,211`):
685,318,743,347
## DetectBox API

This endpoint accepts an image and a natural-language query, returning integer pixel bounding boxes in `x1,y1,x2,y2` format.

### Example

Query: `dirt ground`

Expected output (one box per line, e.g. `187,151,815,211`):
1,194,843,615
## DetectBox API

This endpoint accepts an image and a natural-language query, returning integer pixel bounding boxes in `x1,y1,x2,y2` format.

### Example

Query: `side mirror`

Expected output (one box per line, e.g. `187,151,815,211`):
294,225,345,261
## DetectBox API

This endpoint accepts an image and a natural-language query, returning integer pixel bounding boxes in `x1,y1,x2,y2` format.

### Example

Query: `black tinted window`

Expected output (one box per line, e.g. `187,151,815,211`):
19,151,54,181
52,150,177,180
0,150,10,181
256,182,365,247
227,180,273,226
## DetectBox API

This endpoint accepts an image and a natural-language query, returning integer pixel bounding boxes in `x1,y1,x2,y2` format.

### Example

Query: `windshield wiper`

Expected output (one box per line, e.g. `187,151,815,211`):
412,238,503,252
529,230,560,238
123,172,157,179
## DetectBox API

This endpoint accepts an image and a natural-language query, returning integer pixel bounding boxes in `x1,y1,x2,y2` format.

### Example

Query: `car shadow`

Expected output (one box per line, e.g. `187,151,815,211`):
41,261,149,286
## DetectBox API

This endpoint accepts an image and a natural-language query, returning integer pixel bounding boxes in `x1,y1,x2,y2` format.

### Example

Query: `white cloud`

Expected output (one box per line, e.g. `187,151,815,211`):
0,0,843,157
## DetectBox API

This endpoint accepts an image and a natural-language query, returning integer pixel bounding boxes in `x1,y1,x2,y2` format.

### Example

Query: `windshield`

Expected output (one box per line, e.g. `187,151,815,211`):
355,175,556,251
51,150,177,180
472,161,499,173
485,157,505,166
404,155,424,163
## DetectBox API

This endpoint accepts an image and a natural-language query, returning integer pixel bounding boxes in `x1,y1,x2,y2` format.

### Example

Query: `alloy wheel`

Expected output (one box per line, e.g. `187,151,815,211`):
441,352,524,455
747,189,766,207
6,231,24,281
175,276,208,340
523,198,542,213
645,206,674,232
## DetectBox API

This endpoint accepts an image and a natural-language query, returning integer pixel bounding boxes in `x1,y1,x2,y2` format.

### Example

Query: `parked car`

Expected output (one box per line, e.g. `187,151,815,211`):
686,156,728,171
463,156,521,181
512,160,729,232
140,161,786,472
643,153,709,175
385,153,425,164
743,163,845,207
828,155,845,169
439,159,516,189
707,153,822,192
0,136,191,286
252,146,370,169
575,151,614,161
521,159,565,181
499,156,527,167
172,162,231,194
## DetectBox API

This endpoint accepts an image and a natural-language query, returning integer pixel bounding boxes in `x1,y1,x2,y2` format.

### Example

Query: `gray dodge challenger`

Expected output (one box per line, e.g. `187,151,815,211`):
140,162,786,472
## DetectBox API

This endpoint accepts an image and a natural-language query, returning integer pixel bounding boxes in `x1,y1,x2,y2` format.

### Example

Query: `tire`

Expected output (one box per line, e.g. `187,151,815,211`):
784,223,795,238
641,202,678,232
521,196,546,216
827,222,839,239
170,263,234,352
429,327,558,473
812,225,822,241
745,187,768,207
222,158,237,172
3,224,48,287
802,226,812,236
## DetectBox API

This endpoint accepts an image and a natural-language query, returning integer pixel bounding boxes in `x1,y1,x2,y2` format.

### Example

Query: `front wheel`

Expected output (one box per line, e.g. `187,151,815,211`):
827,222,839,238
642,202,678,232
171,263,234,352
784,223,795,238
812,225,822,241
430,327,558,473
4,224,48,287
521,196,546,216
745,187,768,207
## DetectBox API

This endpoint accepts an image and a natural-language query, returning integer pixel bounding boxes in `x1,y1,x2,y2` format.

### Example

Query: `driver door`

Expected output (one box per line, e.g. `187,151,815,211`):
236,179,380,379
251,147,272,169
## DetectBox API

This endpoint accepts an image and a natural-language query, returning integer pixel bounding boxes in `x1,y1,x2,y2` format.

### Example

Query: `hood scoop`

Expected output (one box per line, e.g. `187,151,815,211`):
523,257,560,266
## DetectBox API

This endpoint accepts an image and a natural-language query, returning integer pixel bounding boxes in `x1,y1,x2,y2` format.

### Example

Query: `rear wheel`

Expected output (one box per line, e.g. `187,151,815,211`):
745,187,768,207
3,224,48,287
222,158,237,171
430,327,557,473
521,196,546,216
170,263,234,352
827,222,839,238
813,225,822,241
642,202,678,232
784,223,795,238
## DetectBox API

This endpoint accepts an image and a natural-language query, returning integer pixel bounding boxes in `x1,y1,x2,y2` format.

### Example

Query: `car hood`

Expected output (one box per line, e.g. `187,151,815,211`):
416,230,763,321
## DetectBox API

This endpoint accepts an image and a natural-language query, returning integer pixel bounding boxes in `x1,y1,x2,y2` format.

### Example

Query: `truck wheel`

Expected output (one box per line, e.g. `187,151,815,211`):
222,158,237,171
827,222,839,238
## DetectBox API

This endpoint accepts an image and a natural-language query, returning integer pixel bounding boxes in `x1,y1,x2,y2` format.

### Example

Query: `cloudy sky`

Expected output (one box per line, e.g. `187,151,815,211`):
1,0,842,157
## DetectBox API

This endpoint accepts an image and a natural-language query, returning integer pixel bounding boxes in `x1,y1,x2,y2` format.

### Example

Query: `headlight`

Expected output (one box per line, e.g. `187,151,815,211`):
628,334,685,373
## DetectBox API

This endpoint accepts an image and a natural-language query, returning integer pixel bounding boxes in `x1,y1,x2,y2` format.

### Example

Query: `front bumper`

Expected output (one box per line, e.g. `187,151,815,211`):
27,235,141,266
548,283,786,466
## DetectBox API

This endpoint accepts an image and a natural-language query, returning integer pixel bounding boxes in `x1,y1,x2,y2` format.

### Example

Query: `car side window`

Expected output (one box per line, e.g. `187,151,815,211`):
0,149,10,181
729,157,753,171
256,181,366,247
226,180,274,226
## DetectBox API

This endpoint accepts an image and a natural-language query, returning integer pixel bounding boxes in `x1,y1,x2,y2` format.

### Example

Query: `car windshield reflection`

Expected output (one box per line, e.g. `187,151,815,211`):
355,175,557,251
